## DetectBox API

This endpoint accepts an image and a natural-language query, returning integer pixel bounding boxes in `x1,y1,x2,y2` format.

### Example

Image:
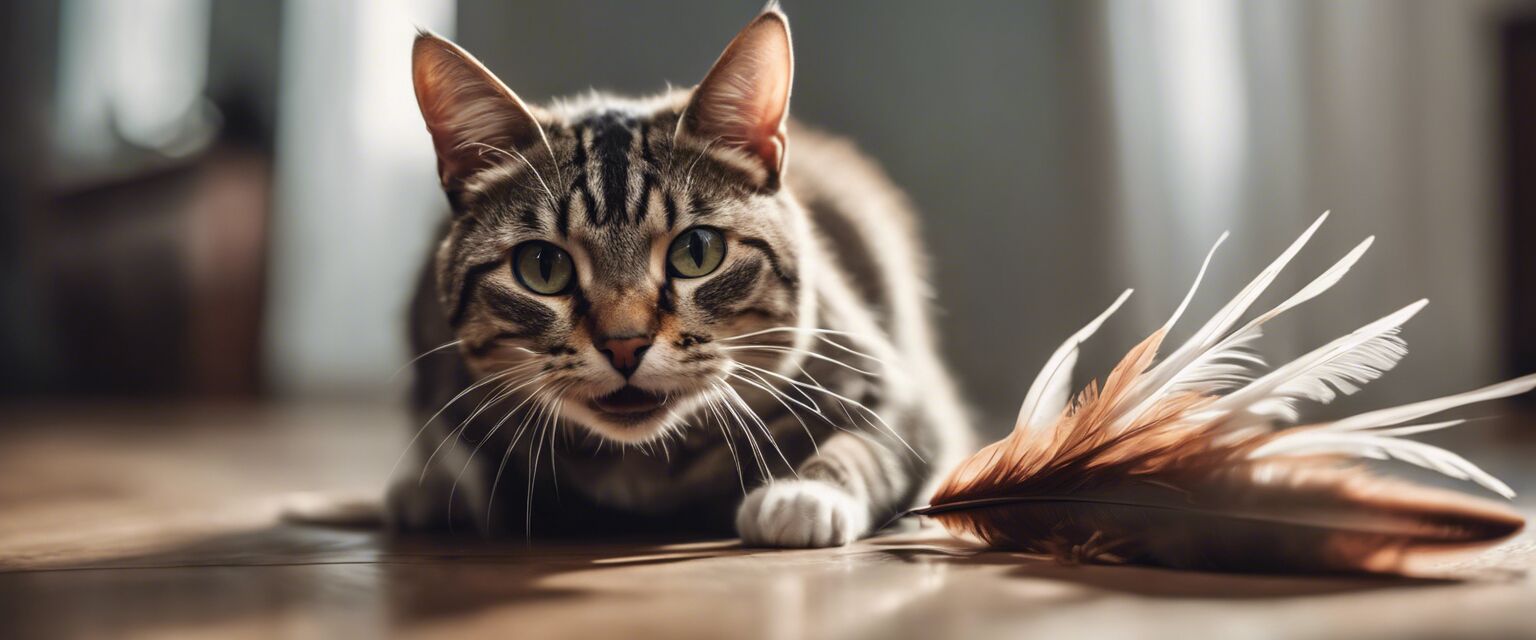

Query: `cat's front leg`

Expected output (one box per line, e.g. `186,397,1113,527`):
736,430,916,548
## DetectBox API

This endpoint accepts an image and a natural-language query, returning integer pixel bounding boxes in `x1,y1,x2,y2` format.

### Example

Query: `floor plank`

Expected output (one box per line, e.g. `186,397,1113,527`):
1,403,1532,639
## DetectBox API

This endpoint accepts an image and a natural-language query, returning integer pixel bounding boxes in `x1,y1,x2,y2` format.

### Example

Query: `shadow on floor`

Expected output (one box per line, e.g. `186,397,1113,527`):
0,522,745,638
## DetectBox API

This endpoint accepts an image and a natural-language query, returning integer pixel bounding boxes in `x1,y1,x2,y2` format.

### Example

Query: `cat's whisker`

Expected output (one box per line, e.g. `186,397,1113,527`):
419,369,547,482
545,390,567,498
449,377,562,528
720,380,798,478
713,381,771,482
728,370,821,454
389,339,464,381
735,367,887,453
734,362,920,460
441,374,556,527
728,370,820,419
727,359,822,413
388,365,527,485
554,401,567,494
485,383,559,535
732,361,896,456
718,325,880,346
711,382,760,473
796,363,909,454
812,335,889,364
500,382,559,536
420,368,551,484
725,333,890,369
720,327,893,369
457,368,542,440
700,387,747,494
722,344,881,376
524,382,568,538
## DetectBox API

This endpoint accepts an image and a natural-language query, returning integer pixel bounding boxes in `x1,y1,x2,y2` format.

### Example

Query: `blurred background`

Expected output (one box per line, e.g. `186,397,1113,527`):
3,0,1536,434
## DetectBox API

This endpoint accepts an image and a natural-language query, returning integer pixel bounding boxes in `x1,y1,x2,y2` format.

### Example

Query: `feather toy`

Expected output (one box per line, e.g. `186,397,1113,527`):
915,213,1529,574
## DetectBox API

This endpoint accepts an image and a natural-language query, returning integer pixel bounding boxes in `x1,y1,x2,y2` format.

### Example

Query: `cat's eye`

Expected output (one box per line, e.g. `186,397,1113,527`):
512,241,575,295
667,227,726,278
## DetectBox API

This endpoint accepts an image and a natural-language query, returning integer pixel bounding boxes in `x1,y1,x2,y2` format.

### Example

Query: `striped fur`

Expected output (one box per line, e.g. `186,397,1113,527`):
392,9,971,545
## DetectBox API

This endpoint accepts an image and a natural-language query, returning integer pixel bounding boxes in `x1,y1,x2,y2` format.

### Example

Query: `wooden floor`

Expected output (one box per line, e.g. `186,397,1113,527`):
2,403,1534,640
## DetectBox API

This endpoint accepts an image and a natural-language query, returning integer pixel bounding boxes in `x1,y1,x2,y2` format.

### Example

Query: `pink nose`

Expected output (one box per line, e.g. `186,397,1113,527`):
598,336,652,377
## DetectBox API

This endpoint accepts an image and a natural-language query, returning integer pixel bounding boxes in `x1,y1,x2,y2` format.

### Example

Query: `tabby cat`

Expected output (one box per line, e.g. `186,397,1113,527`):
391,6,972,547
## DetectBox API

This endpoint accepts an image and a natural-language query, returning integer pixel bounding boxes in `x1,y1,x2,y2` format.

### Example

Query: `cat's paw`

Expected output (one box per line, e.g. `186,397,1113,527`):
735,480,870,548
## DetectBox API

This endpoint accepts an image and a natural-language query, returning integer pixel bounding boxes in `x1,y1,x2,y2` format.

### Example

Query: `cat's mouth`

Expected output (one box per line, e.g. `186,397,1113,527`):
588,385,669,420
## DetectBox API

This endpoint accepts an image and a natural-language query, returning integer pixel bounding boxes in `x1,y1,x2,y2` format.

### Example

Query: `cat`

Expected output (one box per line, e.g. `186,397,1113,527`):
389,6,973,547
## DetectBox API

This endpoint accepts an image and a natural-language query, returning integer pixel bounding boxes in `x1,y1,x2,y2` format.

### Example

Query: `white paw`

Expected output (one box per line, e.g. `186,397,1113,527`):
735,480,870,548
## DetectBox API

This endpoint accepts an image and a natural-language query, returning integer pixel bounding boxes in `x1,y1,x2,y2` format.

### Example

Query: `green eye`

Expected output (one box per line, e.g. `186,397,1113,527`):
667,227,726,278
512,241,574,295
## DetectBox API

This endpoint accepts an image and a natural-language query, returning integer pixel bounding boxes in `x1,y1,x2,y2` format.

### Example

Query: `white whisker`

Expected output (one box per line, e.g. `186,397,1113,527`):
388,365,530,485
485,385,555,534
419,369,551,484
728,368,823,454
720,380,798,478
714,381,769,479
389,339,464,381
718,325,880,346
735,362,920,460
701,388,747,494
449,378,561,527
523,383,567,538
722,344,880,376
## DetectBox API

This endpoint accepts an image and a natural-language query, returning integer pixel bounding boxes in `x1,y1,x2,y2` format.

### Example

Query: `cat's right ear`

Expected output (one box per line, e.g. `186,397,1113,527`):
412,31,551,211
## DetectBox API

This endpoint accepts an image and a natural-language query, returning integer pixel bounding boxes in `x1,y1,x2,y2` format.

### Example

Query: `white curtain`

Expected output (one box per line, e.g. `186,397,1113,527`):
1099,0,1513,409
265,0,455,396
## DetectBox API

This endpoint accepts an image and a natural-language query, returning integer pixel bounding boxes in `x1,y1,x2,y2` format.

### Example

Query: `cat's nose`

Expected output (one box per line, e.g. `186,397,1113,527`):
598,335,652,377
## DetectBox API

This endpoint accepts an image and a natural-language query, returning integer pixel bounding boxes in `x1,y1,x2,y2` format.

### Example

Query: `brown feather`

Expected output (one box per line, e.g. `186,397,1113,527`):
920,327,1526,574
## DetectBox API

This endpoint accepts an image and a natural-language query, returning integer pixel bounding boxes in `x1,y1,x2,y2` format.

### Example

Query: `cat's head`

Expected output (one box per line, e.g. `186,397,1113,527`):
411,10,811,444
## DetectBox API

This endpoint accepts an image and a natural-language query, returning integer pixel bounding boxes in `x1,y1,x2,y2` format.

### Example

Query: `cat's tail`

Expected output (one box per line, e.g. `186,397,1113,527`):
279,491,387,529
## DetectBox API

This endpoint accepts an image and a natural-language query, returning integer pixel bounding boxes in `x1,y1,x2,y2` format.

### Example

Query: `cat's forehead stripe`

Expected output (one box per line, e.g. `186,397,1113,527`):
559,109,654,230
587,112,635,226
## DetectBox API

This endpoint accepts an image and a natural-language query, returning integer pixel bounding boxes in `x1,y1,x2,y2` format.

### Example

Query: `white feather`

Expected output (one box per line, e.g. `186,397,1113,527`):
1159,232,1229,336
1015,289,1133,432
1249,425,1515,498
1108,212,1333,432
1164,235,1374,401
1032,349,1076,429
1207,299,1425,422
1223,236,1375,343
1252,420,1464,457
1322,373,1536,433
1177,235,1375,396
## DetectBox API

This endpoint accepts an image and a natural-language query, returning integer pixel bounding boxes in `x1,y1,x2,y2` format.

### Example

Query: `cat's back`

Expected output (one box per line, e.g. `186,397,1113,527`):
785,124,935,350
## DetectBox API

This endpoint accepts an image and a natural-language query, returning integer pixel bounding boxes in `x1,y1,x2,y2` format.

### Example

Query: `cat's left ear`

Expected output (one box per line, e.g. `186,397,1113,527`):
677,8,793,192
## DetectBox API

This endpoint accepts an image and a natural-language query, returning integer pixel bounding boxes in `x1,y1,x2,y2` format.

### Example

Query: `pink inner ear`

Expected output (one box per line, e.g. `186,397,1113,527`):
412,34,547,195
682,13,793,178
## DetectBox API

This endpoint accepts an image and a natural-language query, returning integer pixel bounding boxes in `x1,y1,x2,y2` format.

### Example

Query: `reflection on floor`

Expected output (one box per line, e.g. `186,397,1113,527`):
1,403,1533,639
